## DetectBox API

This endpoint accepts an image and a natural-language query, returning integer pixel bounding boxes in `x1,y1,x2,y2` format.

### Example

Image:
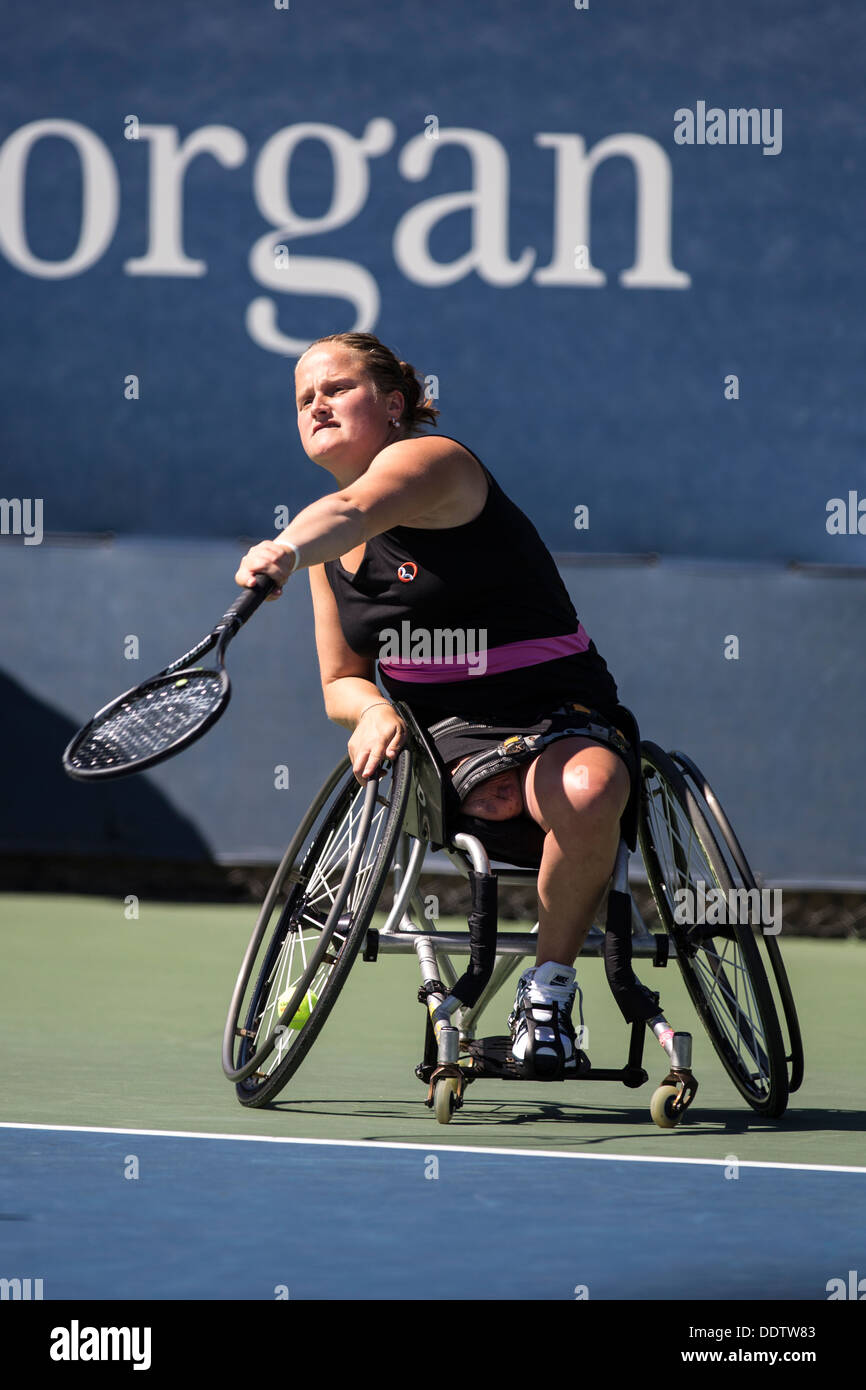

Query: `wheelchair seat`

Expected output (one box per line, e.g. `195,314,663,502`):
395,700,642,869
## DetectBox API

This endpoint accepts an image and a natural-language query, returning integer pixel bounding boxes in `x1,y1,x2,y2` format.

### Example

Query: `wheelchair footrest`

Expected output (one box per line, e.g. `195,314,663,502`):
462,1035,592,1082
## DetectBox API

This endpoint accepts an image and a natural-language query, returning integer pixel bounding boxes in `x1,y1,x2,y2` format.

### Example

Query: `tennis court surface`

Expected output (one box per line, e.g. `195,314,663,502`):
2,895,865,1300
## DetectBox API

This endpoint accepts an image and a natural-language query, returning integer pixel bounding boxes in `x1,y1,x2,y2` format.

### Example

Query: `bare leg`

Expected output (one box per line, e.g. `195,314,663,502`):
520,738,631,968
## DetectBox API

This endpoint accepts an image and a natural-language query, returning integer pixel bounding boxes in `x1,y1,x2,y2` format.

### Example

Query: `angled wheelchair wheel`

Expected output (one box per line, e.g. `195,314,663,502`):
669,749,803,1094
638,742,788,1118
222,748,411,1107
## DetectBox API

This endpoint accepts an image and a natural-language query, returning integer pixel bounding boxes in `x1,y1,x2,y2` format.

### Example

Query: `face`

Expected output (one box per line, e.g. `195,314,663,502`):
294,346,403,480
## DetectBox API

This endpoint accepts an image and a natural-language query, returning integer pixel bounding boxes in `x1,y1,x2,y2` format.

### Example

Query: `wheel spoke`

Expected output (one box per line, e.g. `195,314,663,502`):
691,943,770,1091
233,756,408,1101
304,786,389,910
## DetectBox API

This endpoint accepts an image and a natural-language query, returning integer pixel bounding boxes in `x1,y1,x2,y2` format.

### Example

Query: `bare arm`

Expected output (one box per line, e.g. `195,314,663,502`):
234,436,478,593
308,562,379,725
233,435,477,775
308,562,407,780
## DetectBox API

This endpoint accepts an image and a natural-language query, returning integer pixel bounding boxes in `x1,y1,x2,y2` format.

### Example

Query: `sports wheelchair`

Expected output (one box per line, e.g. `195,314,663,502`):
222,703,803,1127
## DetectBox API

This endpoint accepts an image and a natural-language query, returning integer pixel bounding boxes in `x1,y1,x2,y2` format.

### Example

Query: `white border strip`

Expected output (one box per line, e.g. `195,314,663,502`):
0,1122,864,1175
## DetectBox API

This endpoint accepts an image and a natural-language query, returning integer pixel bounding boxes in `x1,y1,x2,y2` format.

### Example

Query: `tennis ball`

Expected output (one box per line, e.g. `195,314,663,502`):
277,984,318,1029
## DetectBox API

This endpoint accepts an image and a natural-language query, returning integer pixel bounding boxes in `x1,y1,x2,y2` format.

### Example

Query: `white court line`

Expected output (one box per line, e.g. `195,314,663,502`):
0,1122,864,1175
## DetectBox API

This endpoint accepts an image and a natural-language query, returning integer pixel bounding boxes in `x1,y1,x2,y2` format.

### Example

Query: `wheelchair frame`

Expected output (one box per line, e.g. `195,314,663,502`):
222,701,803,1128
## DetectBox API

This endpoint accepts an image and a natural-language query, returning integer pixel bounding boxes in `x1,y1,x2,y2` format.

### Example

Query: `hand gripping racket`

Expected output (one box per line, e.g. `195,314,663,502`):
62,575,276,780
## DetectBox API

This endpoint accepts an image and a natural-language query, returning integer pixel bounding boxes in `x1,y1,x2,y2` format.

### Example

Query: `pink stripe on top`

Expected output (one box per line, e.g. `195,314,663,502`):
378,625,591,683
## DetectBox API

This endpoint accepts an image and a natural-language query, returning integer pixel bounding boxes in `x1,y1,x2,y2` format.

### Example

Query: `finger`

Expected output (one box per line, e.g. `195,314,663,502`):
247,560,286,587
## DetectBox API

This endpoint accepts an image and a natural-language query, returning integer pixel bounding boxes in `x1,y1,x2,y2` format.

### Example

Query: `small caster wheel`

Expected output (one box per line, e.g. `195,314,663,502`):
650,1083,681,1129
434,1077,457,1124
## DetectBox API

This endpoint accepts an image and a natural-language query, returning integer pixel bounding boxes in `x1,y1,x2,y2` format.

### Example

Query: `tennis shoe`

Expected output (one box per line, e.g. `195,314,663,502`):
508,960,583,1079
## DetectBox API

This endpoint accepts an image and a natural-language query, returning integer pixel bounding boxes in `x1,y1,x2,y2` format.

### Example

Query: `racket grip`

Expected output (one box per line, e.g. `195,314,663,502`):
219,574,276,631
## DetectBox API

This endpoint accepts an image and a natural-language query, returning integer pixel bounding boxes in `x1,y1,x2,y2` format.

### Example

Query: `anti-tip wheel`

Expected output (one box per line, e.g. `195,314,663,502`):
434,1077,458,1125
650,1083,681,1129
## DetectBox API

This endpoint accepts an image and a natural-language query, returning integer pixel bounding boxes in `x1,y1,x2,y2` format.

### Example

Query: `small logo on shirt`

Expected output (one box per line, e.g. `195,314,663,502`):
397,562,418,583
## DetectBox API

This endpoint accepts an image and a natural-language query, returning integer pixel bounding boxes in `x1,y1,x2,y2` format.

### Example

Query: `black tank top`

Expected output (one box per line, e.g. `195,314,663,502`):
323,437,620,723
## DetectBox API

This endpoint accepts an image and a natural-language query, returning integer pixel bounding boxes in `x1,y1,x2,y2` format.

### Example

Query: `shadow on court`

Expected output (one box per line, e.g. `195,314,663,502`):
262,1094,838,1139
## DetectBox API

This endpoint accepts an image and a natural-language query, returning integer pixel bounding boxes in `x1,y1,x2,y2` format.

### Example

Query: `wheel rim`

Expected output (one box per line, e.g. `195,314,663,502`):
234,757,407,1090
668,749,804,1095
639,745,785,1110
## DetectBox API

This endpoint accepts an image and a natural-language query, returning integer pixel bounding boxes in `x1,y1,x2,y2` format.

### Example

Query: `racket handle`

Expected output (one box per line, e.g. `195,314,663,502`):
219,574,277,632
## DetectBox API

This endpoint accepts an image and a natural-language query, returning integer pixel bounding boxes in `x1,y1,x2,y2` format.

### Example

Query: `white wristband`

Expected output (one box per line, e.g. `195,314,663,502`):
280,542,301,575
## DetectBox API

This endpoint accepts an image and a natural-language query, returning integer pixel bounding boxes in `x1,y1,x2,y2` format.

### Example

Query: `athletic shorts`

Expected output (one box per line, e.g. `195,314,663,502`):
426,700,636,787
422,700,639,867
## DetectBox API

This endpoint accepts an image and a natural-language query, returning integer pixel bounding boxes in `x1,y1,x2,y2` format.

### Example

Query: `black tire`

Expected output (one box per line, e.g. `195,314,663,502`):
668,749,804,1094
638,741,789,1117
222,748,411,1107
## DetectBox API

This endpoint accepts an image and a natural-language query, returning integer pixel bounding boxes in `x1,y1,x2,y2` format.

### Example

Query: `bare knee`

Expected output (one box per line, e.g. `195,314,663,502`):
528,754,630,836
562,761,630,821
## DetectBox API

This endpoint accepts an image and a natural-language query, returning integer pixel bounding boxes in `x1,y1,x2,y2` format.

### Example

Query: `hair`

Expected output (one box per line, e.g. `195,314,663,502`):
299,332,440,434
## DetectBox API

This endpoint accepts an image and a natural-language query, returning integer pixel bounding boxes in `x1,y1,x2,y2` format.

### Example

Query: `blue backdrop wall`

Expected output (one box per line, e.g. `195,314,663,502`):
2,1,864,884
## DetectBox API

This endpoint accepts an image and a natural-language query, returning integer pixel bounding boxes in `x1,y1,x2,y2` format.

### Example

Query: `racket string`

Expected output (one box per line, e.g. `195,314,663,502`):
68,674,225,771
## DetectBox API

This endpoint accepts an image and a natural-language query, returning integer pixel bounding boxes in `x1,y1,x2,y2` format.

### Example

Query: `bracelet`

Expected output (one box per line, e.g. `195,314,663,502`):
357,701,394,722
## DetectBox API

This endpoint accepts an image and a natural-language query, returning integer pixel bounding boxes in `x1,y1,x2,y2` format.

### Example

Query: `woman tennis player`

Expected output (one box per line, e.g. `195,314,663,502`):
235,332,637,1075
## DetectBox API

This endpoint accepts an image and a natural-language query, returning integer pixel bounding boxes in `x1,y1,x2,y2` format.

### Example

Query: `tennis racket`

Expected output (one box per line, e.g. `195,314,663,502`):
63,574,276,781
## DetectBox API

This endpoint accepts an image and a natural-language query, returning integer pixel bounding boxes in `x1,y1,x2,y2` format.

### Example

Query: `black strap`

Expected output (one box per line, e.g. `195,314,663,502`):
451,713,631,803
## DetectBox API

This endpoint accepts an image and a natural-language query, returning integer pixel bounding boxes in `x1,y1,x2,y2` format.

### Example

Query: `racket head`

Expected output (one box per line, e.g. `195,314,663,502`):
63,667,230,781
